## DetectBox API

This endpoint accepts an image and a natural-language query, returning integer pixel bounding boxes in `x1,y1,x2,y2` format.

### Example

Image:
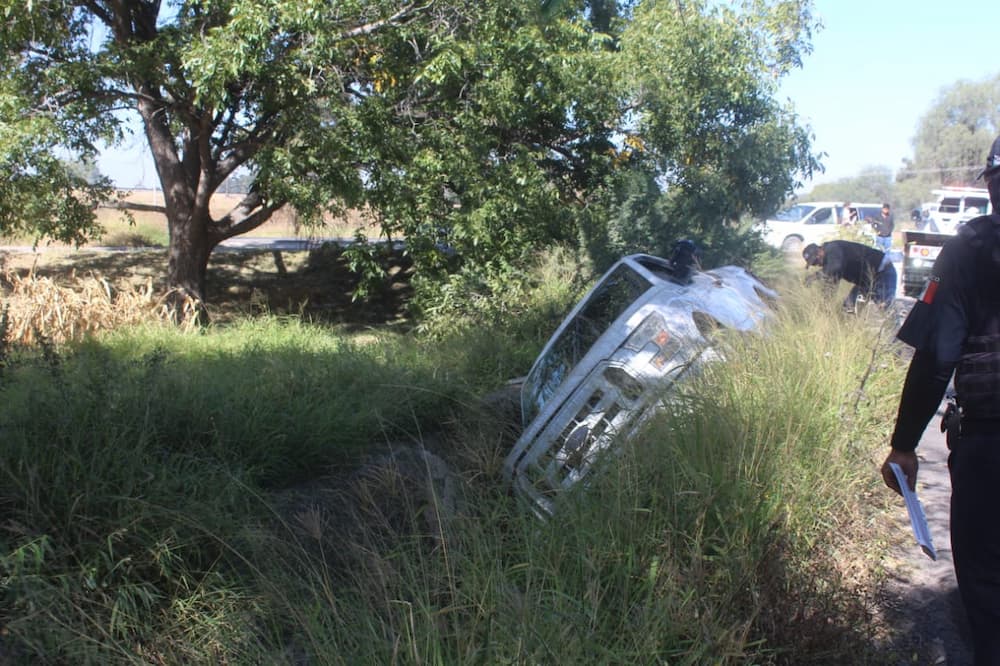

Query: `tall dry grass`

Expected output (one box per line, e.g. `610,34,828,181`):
1,267,191,344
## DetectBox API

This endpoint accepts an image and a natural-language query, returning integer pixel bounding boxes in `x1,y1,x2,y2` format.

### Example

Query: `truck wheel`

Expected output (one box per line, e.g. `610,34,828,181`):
780,236,803,253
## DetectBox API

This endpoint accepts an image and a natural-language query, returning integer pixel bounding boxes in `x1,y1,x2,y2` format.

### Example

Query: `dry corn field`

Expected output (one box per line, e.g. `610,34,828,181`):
1,267,195,345
0,241,415,343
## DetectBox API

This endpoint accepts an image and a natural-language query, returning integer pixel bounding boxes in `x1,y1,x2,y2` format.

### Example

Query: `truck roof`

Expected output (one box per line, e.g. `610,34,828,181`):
931,187,988,197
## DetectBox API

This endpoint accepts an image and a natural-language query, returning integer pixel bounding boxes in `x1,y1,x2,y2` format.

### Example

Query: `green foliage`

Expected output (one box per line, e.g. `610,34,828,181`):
572,0,822,270
0,1,119,244
241,282,904,664
357,1,622,287
620,0,821,218
0,0,820,307
0,266,911,662
909,72,1000,188
583,167,667,270
0,111,114,244
415,246,594,389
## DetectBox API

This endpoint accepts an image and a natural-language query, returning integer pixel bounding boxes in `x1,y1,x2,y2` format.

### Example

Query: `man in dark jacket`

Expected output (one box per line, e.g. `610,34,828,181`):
872,203,895,252
881,135,1000,664
802,239,897,311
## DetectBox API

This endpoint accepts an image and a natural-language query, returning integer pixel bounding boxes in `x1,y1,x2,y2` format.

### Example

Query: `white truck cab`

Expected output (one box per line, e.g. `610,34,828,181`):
927,187,992,235
902,188,994,297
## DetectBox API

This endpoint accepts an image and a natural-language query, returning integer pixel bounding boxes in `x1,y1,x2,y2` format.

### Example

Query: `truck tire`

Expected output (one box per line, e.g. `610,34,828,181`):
780,236,803,253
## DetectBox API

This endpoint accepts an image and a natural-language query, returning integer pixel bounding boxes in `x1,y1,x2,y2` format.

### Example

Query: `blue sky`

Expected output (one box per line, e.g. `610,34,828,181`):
782,0,1000,189
99,0,1000,189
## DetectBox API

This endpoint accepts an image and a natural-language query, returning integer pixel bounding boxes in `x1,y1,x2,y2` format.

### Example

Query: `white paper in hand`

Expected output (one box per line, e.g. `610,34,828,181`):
889,462,937,561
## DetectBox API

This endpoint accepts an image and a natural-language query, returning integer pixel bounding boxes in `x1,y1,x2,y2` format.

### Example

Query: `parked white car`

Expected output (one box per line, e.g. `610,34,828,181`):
758,201,881,252
503,251,777,516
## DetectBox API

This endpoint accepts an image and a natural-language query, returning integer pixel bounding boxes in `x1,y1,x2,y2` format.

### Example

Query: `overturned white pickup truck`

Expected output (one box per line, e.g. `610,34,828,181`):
503,249,777,516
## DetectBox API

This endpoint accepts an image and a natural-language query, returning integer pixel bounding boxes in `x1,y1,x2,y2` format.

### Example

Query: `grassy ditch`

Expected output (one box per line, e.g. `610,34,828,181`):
0,257,908,663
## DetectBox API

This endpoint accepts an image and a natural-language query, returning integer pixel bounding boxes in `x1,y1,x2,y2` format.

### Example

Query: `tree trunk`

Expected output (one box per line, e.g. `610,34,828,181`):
165,208,215,325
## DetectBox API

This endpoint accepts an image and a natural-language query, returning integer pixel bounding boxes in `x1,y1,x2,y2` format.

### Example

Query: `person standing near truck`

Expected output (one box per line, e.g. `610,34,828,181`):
840,201,858,226
872,203,895,252
881,135,1000,664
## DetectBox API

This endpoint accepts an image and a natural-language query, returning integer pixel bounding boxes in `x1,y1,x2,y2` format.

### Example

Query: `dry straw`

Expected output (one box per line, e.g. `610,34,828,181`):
1,266,197,345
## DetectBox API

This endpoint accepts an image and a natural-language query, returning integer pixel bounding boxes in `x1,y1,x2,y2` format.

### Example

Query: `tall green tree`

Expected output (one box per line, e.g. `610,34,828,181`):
2,0,419,310
1,0,818,316
907,73,1000,188
600,0,820,263
0,0,624,315
353,1,622,286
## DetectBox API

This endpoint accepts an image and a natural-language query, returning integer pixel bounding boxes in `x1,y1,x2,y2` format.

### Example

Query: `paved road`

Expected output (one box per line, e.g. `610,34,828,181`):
881,399,973,664
0,237,396,255
215,237,405,252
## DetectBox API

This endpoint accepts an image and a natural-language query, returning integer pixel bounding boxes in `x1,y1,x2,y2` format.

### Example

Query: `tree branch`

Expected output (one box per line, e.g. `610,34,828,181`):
100,199,167,214
338,2,433,40
211,190,284,241
81,0,114,28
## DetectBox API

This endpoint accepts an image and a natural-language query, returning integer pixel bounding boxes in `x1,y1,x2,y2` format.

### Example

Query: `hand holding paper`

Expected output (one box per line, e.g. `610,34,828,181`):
889,462,937,561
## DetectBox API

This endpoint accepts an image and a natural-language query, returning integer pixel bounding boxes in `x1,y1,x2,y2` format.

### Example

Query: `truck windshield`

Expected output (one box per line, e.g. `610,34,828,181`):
939,198,961,214
521,263,652,426
771,205,814,222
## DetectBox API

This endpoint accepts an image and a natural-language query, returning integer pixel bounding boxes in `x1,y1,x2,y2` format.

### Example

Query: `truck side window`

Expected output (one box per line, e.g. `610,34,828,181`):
810,208,832,224
965,198,989,215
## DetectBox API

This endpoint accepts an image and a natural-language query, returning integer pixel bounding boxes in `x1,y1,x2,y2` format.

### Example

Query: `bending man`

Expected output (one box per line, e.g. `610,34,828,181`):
802,239,897,311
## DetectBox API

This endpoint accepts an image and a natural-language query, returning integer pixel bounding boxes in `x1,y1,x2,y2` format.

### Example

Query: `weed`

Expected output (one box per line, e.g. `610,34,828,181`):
0,254,908,663
0,304,9,381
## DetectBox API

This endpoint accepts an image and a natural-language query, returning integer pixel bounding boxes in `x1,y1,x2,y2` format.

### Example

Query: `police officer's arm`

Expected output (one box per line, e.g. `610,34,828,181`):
881,232,970,495
889,350,955,452
882,350,956,494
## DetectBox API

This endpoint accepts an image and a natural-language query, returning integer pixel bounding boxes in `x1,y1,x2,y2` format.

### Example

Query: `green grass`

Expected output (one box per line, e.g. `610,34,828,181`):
0,256,909,663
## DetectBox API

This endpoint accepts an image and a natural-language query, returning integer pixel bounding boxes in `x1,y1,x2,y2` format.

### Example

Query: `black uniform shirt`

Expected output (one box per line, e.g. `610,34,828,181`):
819,240,884,289
891,215,1000,451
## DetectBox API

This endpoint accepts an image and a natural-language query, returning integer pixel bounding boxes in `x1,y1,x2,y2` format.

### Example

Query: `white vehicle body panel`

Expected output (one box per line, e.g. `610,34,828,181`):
503,254,776,516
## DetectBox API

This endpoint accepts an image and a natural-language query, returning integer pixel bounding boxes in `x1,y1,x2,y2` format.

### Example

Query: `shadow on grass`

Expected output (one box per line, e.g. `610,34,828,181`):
0,243,415,331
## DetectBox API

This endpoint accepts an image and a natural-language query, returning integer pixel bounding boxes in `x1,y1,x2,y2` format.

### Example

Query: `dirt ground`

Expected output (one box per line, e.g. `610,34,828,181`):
0,242,415,331
878,401,974,664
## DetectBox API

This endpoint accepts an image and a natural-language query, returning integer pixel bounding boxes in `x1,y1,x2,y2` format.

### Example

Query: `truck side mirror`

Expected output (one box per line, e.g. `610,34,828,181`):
910,208,921,221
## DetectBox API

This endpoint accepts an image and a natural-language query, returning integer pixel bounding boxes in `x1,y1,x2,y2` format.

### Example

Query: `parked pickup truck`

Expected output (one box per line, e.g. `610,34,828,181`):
901,230,950,297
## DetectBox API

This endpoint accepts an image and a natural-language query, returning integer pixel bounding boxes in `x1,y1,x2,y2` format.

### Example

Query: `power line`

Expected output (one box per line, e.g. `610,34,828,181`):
896,165,980,175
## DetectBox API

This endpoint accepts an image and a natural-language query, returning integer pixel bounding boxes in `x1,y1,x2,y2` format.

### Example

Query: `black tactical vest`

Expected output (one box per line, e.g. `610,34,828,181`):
955,215,1000,420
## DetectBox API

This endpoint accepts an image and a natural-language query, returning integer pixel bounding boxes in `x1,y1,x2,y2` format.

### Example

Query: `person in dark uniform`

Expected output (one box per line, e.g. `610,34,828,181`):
802,239,898,311
881,135,1000,664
